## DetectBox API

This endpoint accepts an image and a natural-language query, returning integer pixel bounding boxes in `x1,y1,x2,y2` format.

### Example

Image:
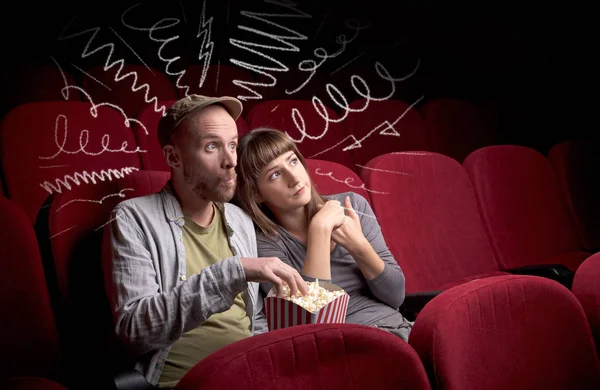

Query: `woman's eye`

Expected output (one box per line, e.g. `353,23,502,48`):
290,158,298,166
269,172,281,180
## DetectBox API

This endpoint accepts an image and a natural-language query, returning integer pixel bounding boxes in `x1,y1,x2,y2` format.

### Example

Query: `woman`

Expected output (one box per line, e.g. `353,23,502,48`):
235,128,412,341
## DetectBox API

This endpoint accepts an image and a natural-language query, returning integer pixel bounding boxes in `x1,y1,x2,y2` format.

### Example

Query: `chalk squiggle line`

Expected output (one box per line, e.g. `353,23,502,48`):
38,114,146,160
58,18,167,116
50,225,77,240
196,0,215,92
51,57,150,135
55,188,135,212
313,167,389,195
309,95,425,159
40,167,139,195
355,165,412,176
121,4,191,100
289,59,422,144
228,0,311,100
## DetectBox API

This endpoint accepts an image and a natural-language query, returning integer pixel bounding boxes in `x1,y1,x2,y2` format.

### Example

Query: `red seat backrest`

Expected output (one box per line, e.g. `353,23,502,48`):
305,158,370,202
0,102,142,223
176,323,431,390
463,145,585,271
360,152,501,293
410,275,600,390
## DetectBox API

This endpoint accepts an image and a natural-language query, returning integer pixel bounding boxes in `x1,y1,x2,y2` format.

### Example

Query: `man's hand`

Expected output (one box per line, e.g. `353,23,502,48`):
240,257,309,298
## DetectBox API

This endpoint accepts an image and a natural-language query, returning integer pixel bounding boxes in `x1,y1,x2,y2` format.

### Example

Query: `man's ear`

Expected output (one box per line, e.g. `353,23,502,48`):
163,145,181,169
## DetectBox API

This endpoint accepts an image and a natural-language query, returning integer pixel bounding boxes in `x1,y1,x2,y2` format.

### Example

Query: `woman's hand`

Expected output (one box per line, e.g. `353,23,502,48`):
331,196,368,253
310,200,346,233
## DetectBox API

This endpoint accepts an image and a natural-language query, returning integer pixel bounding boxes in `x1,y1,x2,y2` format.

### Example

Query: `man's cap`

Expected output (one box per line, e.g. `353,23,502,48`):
157,94,243,147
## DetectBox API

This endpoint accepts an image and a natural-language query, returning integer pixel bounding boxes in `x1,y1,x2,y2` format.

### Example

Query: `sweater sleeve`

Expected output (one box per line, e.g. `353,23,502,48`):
351,192,406,309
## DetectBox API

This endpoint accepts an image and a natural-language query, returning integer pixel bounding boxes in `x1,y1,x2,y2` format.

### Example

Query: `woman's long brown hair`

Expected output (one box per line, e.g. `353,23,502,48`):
235,127,327,237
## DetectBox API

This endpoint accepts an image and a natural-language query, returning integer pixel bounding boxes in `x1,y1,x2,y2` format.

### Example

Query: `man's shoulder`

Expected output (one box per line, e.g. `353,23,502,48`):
112,191,165,217
223,202,253,225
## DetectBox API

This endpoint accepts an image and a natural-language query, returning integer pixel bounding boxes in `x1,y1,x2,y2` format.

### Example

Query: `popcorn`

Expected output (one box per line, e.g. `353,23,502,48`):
264,280,350,331
282,280,346,313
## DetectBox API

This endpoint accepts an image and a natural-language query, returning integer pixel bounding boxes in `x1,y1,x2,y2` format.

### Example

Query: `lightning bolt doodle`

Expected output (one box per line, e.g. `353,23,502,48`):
196,0,215,91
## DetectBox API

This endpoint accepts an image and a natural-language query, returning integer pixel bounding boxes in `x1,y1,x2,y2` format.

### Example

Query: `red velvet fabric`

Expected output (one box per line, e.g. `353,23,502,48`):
572,252,600,354
81,64,178,118
0,197,61,380
175,323,431,390
0,377,68,390
421,98,497,162
0,102,142,223
245,100,355,171
463,145,589,271
410,275,600,390
548,140,600,251
305,158,370,202
346,99,428,166
360,152,508,293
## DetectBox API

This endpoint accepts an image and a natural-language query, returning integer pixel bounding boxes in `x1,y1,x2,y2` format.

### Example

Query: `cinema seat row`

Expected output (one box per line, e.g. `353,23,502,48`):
2,187,600,389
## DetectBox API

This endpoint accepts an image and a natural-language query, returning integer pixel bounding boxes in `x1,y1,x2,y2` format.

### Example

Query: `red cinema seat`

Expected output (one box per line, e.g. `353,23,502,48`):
135,100,252,171
0,102,142,224
246,100,355,171
305,158,370,202
410,275,600,390
572,251,600,354
360,152,509,295
0,197,63,385
463,145,590,273
548,140,600,252
81,64,177,118
175,324,431,390
421,98,498,162
38,170,170,388
346,99,428,167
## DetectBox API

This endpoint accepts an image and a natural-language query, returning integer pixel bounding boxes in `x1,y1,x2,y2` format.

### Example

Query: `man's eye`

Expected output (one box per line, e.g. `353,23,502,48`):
205,143,216,151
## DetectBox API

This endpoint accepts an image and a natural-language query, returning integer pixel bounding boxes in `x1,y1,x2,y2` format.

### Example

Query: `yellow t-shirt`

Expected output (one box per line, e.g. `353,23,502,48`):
158,205,251,388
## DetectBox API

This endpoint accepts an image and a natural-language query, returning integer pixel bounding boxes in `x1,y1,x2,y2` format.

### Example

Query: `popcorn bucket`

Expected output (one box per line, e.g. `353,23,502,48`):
263,281,350,331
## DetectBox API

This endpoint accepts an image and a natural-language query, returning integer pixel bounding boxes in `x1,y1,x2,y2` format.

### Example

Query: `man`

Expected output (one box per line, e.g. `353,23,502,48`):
103,95,308,388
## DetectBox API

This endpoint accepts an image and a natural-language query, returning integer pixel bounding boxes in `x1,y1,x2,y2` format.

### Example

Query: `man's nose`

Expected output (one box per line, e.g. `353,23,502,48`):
222,147,236,169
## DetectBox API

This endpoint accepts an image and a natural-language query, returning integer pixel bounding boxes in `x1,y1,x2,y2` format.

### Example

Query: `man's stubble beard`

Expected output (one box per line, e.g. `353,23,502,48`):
183,164,237,203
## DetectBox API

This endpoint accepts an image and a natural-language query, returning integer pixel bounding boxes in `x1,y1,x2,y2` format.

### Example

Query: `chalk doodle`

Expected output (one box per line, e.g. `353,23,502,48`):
286,18,370,95
59,16,168,116
356,164,412,176
54,188,135,212
309,95,425,159
51,57,150,136
313,167,388,195
287,59,422,145
228,0,312,100
121,3,192,98
40,167,140,195
38,114,146,161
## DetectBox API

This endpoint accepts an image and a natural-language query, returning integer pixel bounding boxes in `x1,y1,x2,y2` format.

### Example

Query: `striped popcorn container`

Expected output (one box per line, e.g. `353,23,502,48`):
264,281,350,331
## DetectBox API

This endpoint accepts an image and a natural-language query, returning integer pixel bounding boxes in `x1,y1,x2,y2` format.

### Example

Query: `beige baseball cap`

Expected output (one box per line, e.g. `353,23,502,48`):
157,94,243,147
